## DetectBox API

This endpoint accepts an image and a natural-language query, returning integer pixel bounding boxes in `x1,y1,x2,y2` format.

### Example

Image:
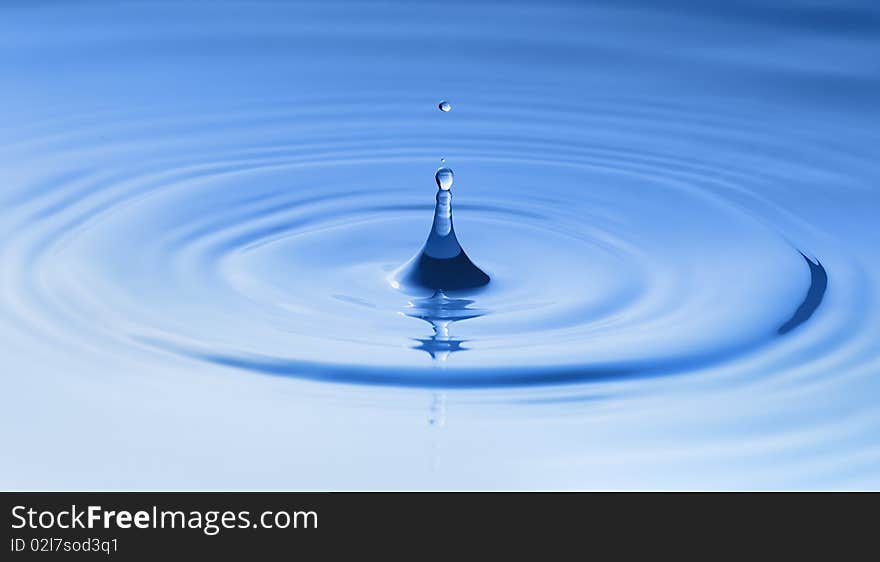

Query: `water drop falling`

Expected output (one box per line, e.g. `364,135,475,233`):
435,167,454,191
440,157,446,164
438,100,451,112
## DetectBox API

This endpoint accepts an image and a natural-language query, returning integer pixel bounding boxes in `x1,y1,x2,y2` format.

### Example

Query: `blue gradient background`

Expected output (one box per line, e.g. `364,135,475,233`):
1,1,879,489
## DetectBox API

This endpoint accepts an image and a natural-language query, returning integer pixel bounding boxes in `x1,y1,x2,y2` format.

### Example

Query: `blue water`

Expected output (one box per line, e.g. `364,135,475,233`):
1,0,879,489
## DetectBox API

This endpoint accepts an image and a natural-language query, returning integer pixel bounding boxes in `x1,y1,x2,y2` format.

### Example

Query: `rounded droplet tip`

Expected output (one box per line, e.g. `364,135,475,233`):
435,167,454,191
438,100,451,112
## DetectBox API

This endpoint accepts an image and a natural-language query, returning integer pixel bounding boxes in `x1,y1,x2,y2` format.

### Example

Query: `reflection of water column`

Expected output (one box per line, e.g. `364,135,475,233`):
424,321,454,362
406,290,484,361
405,292,479,437
404,292,478,440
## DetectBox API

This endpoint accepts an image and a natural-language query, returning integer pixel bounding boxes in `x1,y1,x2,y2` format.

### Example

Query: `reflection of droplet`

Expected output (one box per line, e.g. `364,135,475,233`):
438,100,451,112
435,167,454,191
429,392,447,426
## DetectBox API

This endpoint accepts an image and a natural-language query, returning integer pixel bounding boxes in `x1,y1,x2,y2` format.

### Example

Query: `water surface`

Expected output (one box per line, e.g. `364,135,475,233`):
1,0,879,489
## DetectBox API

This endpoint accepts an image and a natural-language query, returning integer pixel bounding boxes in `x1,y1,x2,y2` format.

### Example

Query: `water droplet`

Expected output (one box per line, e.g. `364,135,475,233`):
440,157,446,164
438,100,451,112
435,167,454,191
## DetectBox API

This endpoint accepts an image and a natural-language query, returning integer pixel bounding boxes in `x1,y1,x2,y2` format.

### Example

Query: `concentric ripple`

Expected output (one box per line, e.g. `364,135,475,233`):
0,92,863,388
2,0,880,489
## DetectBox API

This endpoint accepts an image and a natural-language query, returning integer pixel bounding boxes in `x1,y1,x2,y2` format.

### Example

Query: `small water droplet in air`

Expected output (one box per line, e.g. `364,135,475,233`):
440,157,446,164
438,100,451,112
435,167,454,191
